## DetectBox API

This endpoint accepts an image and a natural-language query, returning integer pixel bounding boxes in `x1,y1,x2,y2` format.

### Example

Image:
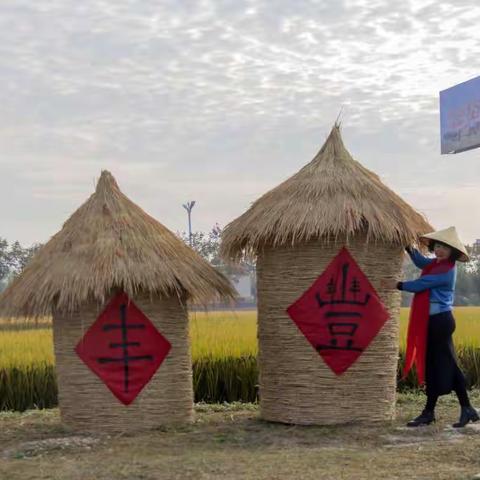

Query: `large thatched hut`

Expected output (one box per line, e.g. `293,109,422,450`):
221,125,432,425
0,170,234,433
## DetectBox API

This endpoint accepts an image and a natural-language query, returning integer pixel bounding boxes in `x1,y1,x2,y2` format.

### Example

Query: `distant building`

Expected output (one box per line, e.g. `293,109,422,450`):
229,273,256,301
473,239,480,255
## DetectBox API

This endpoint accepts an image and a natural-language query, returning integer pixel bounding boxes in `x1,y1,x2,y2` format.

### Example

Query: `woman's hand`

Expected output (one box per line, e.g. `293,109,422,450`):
380,278,399,290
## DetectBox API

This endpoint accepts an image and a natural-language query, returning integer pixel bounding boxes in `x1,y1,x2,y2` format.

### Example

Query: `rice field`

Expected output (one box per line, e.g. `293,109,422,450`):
189,310,257,359
2,307,480,361
1,307,480,410
0,310,259,364
398,307,480,348
0,329,54,367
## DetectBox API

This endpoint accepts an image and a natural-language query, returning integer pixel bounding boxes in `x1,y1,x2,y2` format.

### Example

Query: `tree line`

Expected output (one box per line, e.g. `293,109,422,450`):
1,230,479,306
0,238,42,291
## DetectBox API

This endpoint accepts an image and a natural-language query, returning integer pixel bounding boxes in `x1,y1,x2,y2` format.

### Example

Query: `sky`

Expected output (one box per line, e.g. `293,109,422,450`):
1,0,480,246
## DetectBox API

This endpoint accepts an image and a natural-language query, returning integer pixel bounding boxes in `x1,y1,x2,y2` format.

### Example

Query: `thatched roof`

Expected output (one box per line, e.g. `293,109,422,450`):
0,171,235,317
221,125,433,261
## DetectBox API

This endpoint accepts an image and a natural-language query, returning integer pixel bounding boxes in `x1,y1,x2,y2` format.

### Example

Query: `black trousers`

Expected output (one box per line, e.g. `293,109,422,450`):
425,310,469,410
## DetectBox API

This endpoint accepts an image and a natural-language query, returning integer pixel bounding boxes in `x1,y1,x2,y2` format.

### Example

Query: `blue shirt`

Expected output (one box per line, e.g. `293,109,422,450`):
401,248,456,315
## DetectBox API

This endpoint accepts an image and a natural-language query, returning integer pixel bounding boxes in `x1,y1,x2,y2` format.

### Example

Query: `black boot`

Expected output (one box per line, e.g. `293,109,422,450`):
407,409,435,427
452,406,480,428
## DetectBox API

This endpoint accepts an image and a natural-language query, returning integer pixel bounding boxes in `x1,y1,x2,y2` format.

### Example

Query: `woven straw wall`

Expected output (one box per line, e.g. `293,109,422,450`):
53,293,193,433
256,237,404,425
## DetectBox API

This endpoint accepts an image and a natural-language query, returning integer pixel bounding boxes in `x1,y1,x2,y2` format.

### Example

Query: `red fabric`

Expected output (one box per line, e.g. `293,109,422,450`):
287,247,389,375
402,259,455,385
75,292,172,405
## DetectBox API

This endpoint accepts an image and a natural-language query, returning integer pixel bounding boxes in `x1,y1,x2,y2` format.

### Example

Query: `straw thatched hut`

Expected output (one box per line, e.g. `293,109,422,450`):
221,125,432,425
0,170,234,433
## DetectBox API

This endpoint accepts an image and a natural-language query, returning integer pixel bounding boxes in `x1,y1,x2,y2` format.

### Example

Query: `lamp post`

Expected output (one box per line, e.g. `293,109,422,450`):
182,201,196,247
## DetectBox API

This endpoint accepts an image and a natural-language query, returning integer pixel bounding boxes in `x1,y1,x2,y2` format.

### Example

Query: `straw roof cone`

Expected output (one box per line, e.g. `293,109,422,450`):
0,170,235,317
420,226,470,262
221,125,432,260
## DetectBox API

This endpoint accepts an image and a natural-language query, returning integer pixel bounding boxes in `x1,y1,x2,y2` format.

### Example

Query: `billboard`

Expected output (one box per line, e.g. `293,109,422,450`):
440,75,480,154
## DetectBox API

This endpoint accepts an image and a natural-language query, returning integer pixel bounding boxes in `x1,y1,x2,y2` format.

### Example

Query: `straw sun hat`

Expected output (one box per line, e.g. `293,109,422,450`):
420,226,470,262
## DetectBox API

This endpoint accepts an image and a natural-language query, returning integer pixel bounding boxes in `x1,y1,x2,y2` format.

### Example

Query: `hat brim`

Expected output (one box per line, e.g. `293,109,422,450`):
419,236,469,262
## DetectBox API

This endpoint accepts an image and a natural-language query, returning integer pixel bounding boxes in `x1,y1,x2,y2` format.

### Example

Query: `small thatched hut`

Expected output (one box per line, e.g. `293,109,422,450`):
221,125,432,425
0,170,234,433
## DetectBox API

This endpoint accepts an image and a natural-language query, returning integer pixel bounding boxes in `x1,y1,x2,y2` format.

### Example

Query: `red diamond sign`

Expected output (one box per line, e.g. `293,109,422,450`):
75,292,171,405
287,247,389,375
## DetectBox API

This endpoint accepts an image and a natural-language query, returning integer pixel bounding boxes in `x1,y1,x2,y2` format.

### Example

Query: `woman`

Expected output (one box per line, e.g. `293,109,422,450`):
388,226,478,427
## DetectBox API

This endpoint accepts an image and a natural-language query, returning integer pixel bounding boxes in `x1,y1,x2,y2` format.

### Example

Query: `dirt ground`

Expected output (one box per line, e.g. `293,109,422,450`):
1,391,480,480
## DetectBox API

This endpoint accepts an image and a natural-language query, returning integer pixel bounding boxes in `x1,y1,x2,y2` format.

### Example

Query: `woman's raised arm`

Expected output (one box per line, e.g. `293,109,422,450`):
406,246,434,269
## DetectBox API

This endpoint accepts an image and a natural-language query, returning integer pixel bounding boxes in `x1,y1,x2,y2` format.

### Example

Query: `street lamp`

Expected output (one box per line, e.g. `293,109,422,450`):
182,200,196,247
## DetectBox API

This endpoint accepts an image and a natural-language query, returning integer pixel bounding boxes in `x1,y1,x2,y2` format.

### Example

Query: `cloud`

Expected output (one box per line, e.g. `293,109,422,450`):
0,0,479,245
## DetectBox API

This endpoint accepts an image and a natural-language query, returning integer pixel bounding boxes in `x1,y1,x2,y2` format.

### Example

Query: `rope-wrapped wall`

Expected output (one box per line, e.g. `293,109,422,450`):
53,293,193,433
257,237,404,425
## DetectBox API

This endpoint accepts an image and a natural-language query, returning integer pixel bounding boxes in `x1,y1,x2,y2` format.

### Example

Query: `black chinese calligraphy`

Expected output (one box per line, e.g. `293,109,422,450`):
315,262,370,352
97,303,154,393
